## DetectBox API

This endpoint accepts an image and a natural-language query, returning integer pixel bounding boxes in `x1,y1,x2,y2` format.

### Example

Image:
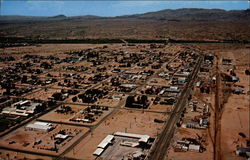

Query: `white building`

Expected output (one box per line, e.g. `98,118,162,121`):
25,122,54,132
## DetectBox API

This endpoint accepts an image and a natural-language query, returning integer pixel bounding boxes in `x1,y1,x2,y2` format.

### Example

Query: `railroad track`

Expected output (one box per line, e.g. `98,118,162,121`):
148,54,203,160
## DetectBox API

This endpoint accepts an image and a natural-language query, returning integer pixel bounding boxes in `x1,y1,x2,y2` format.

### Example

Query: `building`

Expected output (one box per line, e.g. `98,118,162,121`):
1,100,42,117
164,86,181,93
55,134,69,144
114,131,150,144
112,95,122,100
93,132,150,157
236,146,250,157
25,122,54,132
93,135,114,156
97,135,114,149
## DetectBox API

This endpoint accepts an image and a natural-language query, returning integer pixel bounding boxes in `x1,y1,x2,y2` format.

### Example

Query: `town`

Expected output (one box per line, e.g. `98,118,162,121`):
0,41,249,160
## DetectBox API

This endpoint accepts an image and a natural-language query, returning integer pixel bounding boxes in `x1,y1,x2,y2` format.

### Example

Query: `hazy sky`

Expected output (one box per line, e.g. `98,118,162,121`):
1,1,249,17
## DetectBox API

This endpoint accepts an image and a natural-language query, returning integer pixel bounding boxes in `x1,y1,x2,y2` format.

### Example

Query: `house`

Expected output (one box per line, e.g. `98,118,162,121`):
196,81,201,87
233,88,244,94
222,58,232,65
189,144,201,152
165,86,181,93
112,95,122,100
177,77,187,84
232,76,239,82
236,146,250,157
204,53,214,61
55,134,69,144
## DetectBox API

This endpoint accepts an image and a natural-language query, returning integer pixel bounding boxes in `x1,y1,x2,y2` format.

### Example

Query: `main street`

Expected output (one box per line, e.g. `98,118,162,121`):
148,54,203,160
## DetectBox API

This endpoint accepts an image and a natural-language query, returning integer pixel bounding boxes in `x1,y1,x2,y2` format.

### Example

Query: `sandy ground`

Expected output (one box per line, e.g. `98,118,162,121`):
1,44,107,57
94,98,120,107
38,104,87,122
0,121,89,156
218,49,249,160
0,149,53,160
25,88,61,101
148,103,173,113
38,104,114,126
148,78,170,86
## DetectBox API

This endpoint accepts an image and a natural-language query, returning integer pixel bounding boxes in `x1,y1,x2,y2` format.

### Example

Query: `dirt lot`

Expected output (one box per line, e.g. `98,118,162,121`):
218,48,249,160
0,44,106,57
0,149,53,160
25,88,61,101
148,77,170,86
38,104,87,122
38,104,113,126
0,121,89,156
94,98,121,107
148,103,173,113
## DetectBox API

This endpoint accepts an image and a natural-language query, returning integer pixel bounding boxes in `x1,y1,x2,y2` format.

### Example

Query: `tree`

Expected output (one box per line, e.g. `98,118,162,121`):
21,75,27,83
72,96,77,102
140,95,148,105
125,96,135,107
245,70,250,75
0,119,11,131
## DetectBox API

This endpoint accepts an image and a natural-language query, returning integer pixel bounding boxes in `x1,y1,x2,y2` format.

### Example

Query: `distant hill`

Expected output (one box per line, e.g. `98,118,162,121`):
48,14,67,19
1,8,249,21
0,8,250,41
0,15,46,21
0,14,101,21
119,8,250,21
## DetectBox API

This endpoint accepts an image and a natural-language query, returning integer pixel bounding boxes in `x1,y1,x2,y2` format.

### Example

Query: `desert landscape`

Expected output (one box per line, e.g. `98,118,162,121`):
0,4,249,160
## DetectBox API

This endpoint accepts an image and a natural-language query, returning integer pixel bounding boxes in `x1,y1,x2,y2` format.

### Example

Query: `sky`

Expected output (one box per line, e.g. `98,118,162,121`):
0,1,249,17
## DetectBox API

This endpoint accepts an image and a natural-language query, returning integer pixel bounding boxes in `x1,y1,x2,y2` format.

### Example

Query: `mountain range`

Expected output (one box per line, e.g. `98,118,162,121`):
1,8,250,41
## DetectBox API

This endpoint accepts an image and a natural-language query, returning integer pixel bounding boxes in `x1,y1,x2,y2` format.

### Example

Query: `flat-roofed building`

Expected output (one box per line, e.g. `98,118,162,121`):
93,148,104,156
114,131,150,143
93,135,114,156
25,121,53,132
97,135,114,149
